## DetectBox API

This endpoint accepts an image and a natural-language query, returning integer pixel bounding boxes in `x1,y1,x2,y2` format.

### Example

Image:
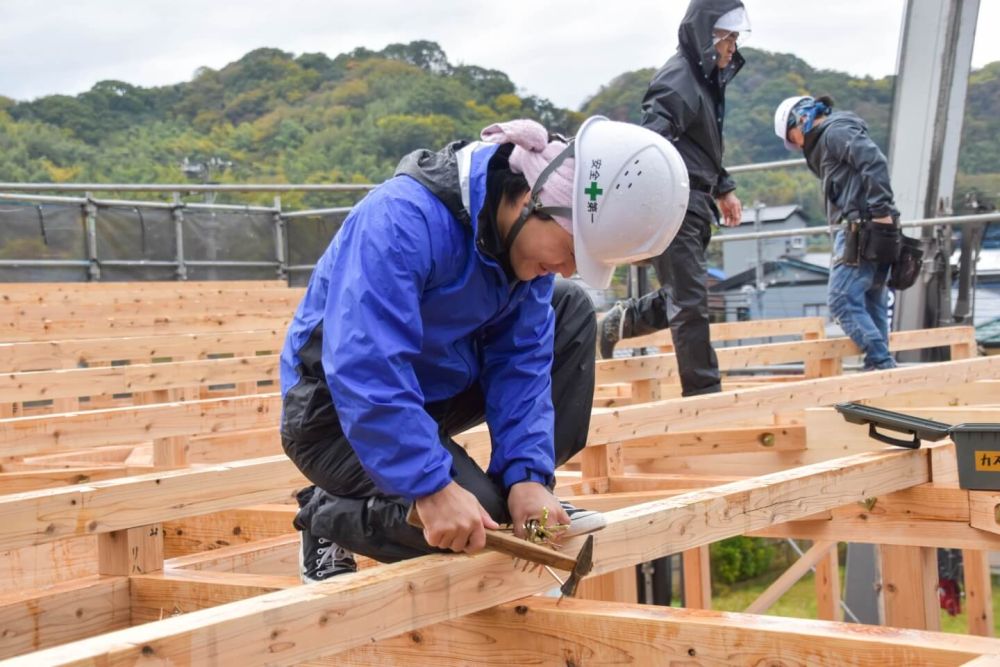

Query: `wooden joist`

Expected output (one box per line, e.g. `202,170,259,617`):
1,355,278,404
0,329,284,372
333,598,1000,667
2,446,931,665
0,456,302,550
596,326,976,384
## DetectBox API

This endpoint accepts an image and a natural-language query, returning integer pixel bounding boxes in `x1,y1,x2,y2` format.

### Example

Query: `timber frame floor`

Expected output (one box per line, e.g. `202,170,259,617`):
2,281,1000,666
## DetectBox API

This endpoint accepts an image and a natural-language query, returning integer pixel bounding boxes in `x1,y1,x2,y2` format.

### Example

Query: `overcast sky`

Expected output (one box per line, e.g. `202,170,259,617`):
1,1,998,109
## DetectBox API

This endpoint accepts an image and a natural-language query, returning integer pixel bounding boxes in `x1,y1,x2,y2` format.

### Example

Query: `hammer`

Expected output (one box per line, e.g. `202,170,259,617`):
406,505,595,598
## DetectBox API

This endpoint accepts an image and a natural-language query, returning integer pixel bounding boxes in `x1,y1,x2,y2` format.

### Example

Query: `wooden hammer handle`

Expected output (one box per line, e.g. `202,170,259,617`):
406,504,578,572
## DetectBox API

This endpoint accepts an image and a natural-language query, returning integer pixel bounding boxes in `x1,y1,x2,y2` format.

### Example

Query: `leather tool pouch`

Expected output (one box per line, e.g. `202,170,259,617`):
887,235,924,290
861,220,901,264
841,219,862,267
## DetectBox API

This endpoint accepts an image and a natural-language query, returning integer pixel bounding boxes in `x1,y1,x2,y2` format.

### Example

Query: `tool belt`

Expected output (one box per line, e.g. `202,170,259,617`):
838,217,901,267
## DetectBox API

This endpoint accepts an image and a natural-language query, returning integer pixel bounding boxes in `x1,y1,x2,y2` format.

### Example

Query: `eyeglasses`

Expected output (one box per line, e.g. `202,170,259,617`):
712,30,740,47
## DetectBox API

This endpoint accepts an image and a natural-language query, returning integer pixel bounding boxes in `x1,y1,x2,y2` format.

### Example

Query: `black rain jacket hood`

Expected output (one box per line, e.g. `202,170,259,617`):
641,0,745,222
802,111,898,224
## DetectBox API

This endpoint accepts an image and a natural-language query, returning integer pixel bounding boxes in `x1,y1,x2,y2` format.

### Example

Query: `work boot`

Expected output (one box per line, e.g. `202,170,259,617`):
559,500,607,537
598,301,632,360
299,531,357,584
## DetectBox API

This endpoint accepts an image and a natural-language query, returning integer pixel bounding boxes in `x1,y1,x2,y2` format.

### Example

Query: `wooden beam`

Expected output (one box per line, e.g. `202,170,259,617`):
98,524,163,576
970,491,1000,536
162,504,296,558
815,543,842,621
0,575,129,659
586,357,1000,447
166,534,300,576
622,425,806,460
130,571,298,624
621,316,826,350
599,326,975,383
745,540,835,614
964,549,995,637
682,545,711,609
331,598,1000,667
0,455,303,550
0,466,134,493
0,330,283,373
0,536,97,595
0,355,278,404
0,312,293,342
879,545,940,631
5,447,933,666
0,393,280,457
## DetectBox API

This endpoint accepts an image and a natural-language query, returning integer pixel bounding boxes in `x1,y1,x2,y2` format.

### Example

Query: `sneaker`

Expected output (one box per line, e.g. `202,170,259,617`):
598,302,628,359
299,530,357,584
559,500,607,538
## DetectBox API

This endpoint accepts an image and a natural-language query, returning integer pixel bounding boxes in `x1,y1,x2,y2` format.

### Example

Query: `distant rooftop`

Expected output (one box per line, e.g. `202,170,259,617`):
734,204,805,226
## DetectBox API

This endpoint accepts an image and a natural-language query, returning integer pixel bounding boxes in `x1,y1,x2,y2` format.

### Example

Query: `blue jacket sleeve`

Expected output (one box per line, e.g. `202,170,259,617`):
478,276,557,491
323,193,453,501
825,124,898,219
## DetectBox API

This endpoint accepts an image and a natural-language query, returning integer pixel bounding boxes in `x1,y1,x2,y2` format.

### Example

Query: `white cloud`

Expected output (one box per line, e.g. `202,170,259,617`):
0,0,996,108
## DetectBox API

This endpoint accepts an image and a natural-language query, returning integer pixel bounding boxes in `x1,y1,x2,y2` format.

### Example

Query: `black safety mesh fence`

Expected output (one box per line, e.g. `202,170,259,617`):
0,198,288,282
96,205,176,281
0,202,87,281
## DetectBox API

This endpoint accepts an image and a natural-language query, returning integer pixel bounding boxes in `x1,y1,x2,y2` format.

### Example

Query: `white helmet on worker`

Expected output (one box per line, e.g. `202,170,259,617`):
482,115,689,289
570,116,689,289
774,96,811,151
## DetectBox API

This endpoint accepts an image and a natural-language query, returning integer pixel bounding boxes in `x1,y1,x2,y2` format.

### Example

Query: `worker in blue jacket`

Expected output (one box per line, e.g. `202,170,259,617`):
280,116,690,582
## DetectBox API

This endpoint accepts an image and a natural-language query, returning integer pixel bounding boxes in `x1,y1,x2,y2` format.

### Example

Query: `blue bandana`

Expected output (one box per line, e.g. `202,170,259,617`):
789,97,831,134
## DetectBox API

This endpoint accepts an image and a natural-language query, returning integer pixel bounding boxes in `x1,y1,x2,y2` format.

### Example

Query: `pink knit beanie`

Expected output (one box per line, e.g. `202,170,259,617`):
480,119,574,234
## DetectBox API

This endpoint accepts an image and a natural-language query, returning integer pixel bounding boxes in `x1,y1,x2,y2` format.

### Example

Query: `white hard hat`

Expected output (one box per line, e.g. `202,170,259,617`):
774,96,810,151
714,7,751,34
571,116,689,289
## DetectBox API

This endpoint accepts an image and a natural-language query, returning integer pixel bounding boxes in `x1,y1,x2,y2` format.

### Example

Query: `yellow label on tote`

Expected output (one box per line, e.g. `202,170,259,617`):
974,451,1000,472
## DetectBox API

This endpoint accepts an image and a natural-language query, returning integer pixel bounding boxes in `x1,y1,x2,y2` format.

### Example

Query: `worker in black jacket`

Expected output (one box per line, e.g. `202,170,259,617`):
598,0,749,398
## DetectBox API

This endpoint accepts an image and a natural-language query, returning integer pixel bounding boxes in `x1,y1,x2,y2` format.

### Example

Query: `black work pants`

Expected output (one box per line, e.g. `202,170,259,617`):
283,279,597,563
628,208,721,396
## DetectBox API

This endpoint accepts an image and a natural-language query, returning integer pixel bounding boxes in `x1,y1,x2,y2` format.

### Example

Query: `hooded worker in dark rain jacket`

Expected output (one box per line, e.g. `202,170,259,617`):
598,0,749,399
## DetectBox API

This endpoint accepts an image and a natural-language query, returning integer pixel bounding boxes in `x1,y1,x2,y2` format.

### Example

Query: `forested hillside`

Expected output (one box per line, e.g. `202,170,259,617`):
1,40,997,215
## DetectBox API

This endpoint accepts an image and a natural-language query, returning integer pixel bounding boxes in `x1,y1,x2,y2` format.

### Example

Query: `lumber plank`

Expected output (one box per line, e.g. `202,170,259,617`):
166,534,300,576
163,505,296,558
130,571,298,624
815,543,842,622
0,330,283,373
0,536,97,595
0,313,292,342
0,455,303,550
964,549,995,637
0,575,129,659
622,425,806,460
586,357,1000,447
0,394,280,457
2,446,932,665
328,598,1000,667
0,355,278,404
598,327,975,385
621,316,826,350
879,545,940,630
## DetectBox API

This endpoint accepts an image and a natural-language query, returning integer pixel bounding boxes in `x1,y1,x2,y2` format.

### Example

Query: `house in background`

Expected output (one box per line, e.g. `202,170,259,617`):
715,205,813,279
709,256,830,323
